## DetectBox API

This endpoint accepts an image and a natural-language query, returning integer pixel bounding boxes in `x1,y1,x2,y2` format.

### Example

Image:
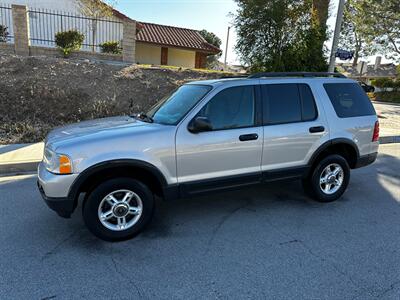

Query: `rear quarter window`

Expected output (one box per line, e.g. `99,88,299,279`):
323,83,376,118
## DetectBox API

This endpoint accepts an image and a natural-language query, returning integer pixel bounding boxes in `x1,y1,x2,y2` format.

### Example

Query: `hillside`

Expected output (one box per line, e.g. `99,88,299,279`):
0,55,233,144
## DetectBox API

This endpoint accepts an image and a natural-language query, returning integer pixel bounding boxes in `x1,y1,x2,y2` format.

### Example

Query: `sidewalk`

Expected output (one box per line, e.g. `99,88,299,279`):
0,143,43,175
373,101,400,137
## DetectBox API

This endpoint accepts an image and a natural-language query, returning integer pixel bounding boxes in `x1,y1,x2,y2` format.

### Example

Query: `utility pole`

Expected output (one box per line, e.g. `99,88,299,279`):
328,0,345,72
224,26,230,69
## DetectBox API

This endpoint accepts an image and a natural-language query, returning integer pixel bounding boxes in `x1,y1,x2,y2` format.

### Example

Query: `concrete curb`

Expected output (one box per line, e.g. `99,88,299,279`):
0,136,399,177
0,161,40,177
379,136,400,145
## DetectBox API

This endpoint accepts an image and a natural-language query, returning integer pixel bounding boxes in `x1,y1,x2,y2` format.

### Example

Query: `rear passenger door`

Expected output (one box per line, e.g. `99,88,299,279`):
261,83,328,172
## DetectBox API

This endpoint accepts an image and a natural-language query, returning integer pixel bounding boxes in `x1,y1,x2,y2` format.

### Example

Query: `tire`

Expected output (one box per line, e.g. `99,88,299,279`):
303,154,350,202
83,177,154,241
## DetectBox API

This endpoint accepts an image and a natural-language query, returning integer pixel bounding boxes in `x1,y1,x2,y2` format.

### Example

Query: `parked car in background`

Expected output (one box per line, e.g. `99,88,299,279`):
37,72,379,241
358,81,375,93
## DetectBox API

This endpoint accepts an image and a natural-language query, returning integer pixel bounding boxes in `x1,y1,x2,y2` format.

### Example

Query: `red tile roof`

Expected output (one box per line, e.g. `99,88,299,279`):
136,22,221,55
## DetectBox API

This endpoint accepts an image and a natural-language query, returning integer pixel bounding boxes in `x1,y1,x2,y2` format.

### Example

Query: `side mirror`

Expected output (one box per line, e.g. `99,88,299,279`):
188,116,213,133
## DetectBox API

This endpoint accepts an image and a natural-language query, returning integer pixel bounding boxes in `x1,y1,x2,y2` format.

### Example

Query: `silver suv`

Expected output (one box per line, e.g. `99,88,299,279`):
37,72,379,241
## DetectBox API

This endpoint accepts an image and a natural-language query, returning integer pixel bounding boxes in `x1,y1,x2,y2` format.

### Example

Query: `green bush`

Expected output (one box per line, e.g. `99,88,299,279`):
55,30,84,57
0,25,8,43
100,41,122,54
371,78,393,88
373,91,400,103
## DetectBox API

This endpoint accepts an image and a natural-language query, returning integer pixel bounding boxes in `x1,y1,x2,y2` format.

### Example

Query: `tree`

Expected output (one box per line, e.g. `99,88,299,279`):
76,0,118,51
233,0,329,72
77,0,117,18
339,0,370,66
359,0,400,61
199,29,222,69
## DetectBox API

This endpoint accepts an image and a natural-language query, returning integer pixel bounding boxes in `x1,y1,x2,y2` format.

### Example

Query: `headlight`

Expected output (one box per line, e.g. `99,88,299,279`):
43,148,73,174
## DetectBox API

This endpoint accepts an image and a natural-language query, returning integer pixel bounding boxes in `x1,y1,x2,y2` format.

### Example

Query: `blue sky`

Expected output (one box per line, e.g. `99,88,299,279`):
115,0,386,65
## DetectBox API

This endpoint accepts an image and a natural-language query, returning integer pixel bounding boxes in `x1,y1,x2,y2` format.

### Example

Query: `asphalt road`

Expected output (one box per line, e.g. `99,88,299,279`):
1,144,399,300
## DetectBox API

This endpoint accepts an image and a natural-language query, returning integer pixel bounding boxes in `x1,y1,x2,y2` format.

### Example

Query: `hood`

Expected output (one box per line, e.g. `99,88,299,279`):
46,116,149,146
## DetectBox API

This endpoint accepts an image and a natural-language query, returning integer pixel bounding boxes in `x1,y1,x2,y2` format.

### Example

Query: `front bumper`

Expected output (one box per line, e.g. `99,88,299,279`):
37,162,79,218
37,181,73,218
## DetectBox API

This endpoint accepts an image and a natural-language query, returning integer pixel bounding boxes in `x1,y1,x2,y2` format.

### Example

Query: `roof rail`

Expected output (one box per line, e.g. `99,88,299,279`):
220,74,249,79
248,72,346,79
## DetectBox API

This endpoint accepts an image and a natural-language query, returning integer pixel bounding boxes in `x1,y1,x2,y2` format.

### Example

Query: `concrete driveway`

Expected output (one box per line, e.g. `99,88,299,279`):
0,144,399,300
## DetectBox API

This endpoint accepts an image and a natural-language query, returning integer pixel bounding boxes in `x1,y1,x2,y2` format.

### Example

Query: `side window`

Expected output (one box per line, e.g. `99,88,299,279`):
262,84,317,125
197,86,255,130
299,84,317,121
324,83,376,118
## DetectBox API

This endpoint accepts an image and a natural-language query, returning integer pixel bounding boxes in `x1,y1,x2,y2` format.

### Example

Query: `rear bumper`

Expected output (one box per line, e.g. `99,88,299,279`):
355,152,378,169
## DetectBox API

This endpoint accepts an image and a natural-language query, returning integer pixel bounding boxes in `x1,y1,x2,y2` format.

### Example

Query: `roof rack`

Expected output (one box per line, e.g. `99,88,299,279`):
220,74,249,79
248,72,346,79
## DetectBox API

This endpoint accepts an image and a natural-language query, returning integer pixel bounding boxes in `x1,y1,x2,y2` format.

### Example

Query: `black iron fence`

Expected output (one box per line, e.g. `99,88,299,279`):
28,8,123,52
0,5,14,43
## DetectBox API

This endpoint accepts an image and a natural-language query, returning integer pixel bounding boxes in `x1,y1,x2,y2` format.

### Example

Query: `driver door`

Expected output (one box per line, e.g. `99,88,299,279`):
175,84,263,195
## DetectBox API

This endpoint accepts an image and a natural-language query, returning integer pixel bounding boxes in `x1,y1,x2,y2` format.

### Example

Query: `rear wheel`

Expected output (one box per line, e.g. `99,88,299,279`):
83,178,154,241
303,154,350,202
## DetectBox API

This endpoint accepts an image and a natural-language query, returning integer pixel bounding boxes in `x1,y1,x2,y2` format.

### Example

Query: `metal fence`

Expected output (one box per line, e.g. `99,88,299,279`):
28,8,123,52
0,4,14,43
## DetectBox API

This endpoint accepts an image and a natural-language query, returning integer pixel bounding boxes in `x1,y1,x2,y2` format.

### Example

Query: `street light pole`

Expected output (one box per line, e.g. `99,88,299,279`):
328,0,346,72
224,26,230,69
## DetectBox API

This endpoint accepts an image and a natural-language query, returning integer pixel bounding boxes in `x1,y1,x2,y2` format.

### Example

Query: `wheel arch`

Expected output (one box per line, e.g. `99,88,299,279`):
308,138,360,172
68,159,169,211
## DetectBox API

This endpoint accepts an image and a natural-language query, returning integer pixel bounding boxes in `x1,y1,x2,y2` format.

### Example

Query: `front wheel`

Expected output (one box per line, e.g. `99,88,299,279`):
83,178,155,241
303,154,350,202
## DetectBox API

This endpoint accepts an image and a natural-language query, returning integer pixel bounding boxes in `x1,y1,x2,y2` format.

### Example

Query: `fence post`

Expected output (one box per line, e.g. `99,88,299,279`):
12,5,30,56
122,20,136,63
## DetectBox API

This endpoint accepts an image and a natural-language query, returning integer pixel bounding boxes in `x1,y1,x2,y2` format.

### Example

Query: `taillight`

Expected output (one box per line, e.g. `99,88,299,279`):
372,121,379,142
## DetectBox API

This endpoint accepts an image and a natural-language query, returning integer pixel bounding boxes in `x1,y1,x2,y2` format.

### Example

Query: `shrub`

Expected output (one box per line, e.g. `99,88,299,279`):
371,78,394,89
55,30,84,57
0,25,8,43
100,41,122,54
373,91,400,104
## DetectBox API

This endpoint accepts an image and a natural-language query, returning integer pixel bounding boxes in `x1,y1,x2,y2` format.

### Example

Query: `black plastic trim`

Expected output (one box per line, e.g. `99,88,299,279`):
180,172,261,197
67,159,169,209
308,138,360,168
355,152,377,169
37,181,72,218
262,166,310,182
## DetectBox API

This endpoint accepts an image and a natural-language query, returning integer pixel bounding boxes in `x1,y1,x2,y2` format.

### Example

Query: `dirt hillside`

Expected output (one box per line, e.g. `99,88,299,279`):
0,54,233,144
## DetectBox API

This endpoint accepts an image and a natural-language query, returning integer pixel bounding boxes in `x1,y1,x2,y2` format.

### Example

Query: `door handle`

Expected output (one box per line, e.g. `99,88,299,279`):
239,133,259,141
309,126,325,133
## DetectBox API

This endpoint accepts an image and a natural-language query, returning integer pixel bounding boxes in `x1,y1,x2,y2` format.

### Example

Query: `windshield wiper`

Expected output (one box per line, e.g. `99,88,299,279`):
133,112,154,123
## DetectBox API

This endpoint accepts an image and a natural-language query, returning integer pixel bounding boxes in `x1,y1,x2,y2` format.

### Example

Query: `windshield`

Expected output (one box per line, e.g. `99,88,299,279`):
147,84,212,125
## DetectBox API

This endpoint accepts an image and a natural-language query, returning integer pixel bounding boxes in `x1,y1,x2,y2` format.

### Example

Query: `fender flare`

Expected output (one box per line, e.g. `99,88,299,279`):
307,138,360,167
67,159,168,205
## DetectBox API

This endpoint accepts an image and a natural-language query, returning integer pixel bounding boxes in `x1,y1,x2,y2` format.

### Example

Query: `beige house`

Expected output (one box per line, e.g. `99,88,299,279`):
135,22,221,69
0,0,221,68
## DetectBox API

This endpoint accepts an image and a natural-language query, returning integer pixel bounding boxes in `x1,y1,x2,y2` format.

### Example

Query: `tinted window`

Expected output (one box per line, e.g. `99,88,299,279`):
148,85,211,125
324,83,376,118
299,84,317,121
262,84,317,124
197,86,255,130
